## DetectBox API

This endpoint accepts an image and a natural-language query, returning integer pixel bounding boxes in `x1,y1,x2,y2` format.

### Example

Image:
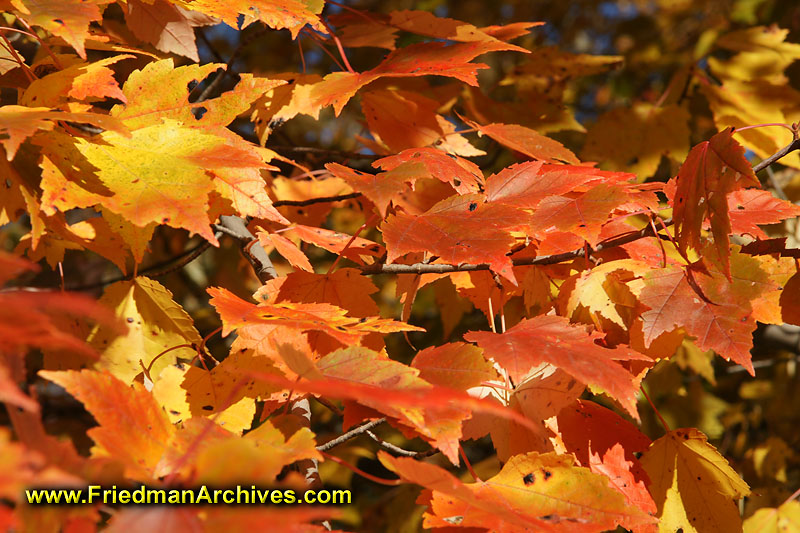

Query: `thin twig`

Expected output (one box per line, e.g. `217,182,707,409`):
753,138,800,173
361,219,675,275
316,418,386,452
364,429,437,457
196,26,269,103
273,192,363,207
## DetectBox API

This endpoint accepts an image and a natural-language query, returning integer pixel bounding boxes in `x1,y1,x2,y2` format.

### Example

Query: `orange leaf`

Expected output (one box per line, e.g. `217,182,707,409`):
411,342,498,390
373,147,483,194
465,315,650,418
382,193,527,284
39,369,174,480
588,443,657,516
12,0,103,58
470,121,580,164
264,232,313,272
209,287,421,347
309,40,524,115
637,264,760,374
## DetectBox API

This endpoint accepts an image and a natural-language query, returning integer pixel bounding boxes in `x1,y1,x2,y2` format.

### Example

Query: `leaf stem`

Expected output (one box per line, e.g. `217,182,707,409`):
641,384,670,433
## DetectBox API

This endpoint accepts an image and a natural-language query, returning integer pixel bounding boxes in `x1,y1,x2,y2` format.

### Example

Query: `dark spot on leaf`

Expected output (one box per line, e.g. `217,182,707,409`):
193,106,208,120
126,317,134,323
162,217,170,223
202,405,214,411
53,18,64,25
170,410,180,415
523,473,534,485
468,202,478,212
543,470,552,480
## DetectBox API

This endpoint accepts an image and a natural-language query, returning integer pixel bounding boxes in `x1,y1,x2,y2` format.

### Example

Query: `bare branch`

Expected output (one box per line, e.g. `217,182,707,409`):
753,138,800,174
364,429,439,458
316,418,386,452
273,192,363,207
361,218,675,275
215,215,277,283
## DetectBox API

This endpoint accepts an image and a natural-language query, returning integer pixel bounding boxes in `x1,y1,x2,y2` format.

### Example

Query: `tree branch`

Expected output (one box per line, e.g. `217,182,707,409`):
361,219,675,275
316,418,386,452
214,215,277,283
753,137,800,173
273,192,362,207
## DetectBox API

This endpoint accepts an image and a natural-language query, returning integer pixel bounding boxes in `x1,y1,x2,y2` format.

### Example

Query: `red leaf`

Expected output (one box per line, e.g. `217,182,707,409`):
637,264,758,374
728,188,800,238
556,399,651,466
373,147,483,194
326,162,415,216
465,316,650,418
308,40,524,115
382,193,527,284
672,128,759,276
589,443,657,515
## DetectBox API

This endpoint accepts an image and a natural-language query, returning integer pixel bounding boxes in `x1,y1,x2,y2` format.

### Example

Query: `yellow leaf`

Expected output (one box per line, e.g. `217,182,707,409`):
153,362,258,435
581,103,690,179
744,500,800,533
89,277,202,384
567,259,650,328
70,121,265,240
640,427,750,533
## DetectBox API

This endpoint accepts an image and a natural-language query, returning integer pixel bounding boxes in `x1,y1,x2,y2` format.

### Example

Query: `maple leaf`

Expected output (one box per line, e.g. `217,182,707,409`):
325,162,416,216
557,399,652,467
20,55,132,108
263,232,313,272
528,183,631,246
87,277,203,384
672,128,759,276
0,251,122,359
634,258,773,375
743,500,800,533
465,315,650,418
469,121,580,164
315,347,468,463
282,225,384,265
156,362,265,434
382,193,528,284
39,369,175,481
388,10,531,48
10,0,103,58
125,0,216,62
727,188,800,238
0,105,127,160
372,147,484,194
111,59,286,129
582,103,690,179
640,428,750,533
589,443,657,516
384,451,654,531
183,0,327,37
209,287,421,348
411,342,498,390
38,120,274,242
308,40,525,115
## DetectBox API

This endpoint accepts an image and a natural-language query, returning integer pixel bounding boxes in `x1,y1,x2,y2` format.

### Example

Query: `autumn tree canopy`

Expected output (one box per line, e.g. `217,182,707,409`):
2,0,800,531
